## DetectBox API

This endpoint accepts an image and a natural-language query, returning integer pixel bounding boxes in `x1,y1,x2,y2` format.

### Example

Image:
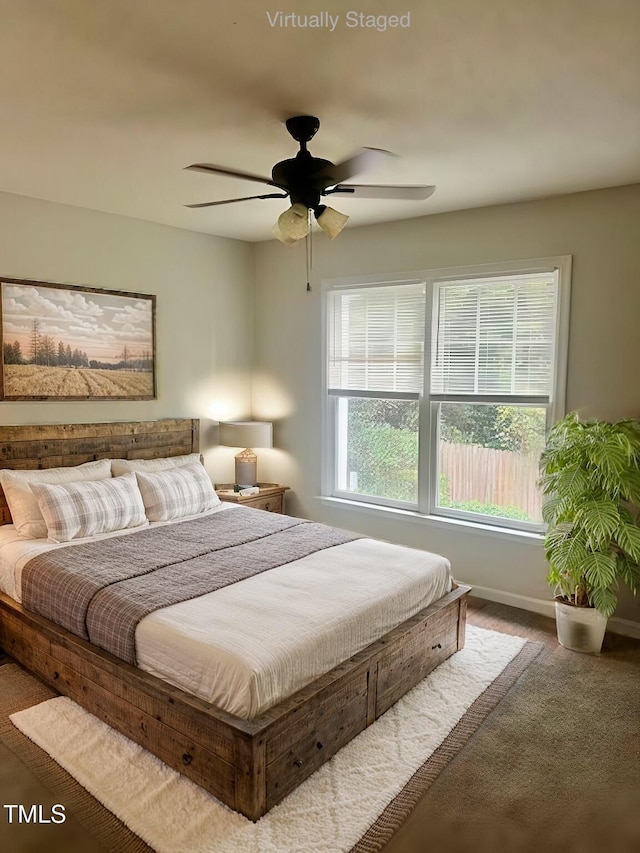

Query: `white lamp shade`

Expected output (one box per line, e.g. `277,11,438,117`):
218,421,273,450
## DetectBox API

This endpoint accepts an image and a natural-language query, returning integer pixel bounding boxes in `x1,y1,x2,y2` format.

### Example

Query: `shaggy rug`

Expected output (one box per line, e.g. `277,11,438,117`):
8,626,541,853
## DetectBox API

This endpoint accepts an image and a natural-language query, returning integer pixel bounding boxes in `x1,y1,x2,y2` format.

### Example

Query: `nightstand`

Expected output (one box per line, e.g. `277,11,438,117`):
215,483,289,514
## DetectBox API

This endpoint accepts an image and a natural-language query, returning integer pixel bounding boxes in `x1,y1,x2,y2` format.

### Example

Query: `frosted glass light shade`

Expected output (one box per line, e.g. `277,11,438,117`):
316,206,349,239
275,203,309,242
272,222,298,245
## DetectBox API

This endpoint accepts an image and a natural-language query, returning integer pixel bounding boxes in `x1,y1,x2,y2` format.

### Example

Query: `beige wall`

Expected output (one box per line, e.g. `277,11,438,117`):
0,190,254,479
252,183,640,632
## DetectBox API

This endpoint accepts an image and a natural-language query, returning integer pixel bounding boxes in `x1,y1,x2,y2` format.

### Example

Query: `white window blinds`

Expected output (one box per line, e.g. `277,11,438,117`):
328,283,426,394
431,272,557,399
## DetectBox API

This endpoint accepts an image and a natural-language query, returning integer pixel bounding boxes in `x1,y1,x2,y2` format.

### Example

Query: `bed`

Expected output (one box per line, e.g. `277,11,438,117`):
0,419,470,820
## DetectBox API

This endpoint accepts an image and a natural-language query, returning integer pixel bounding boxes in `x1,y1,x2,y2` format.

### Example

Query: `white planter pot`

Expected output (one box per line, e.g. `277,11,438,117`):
554,599,607,654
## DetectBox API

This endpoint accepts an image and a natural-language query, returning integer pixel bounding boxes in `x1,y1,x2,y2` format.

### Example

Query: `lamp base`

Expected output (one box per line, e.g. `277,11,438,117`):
234,448,257,487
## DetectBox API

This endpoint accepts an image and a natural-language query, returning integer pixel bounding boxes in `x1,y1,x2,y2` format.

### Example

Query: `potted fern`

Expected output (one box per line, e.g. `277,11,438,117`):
539,413,640,653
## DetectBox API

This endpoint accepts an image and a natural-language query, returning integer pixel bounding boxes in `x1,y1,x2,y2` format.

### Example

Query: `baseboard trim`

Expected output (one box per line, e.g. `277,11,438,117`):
608,615,640,641
467,584,640,640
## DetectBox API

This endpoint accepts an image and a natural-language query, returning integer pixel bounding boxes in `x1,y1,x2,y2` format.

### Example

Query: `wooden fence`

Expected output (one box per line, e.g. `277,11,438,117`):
440,441,542,519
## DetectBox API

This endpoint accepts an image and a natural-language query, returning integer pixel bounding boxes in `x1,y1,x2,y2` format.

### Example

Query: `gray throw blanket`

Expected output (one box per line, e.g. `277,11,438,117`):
22,507,360,664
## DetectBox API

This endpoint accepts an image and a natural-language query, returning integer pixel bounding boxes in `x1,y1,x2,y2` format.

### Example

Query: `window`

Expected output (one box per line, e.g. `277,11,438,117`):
327,282,425,505
324,258,570,532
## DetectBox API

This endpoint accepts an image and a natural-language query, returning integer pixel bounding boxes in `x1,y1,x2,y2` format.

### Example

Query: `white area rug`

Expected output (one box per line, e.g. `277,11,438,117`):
10,626,530,853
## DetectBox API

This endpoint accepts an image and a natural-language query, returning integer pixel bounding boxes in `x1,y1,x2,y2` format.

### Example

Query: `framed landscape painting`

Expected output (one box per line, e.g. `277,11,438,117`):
0,278,156,400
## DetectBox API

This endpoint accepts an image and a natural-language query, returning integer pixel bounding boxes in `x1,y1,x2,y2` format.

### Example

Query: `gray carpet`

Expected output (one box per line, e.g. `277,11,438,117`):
383,603,640,853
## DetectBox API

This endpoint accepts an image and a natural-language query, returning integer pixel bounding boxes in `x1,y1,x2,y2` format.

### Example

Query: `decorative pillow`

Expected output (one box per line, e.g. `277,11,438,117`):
30,473,147,543
135,462,220,523
0,459,112,539
111,453,202,477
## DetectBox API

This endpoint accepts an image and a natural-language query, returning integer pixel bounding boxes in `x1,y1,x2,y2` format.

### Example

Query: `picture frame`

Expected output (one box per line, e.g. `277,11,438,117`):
0,278,156,401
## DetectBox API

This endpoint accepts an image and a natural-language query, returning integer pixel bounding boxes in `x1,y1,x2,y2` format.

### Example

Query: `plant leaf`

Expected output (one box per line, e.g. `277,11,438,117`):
575,499,620,548
617,555,640,595
547,534,588,576
590,586,617,618
544,522,573,558
621,469,640,504
541,496,561,525
556,464,589,499
588,438,629,484
583,552,617,588
615,521,640,563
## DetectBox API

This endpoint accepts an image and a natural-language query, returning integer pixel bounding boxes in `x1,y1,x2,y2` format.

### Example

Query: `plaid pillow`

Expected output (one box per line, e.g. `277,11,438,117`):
30,473,147,542
135,462,220,522
111,453,202,477
0,459,113,539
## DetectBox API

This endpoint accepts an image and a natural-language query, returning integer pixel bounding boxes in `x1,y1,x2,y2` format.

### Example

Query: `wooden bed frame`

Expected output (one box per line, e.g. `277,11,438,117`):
0,419,470,821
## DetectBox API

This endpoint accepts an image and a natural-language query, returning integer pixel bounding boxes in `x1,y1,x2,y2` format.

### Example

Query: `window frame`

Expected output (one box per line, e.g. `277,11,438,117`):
322,256,572,533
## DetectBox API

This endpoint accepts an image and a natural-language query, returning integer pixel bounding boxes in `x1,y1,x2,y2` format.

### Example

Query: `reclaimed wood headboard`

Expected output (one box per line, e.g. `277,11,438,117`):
0,418,199,525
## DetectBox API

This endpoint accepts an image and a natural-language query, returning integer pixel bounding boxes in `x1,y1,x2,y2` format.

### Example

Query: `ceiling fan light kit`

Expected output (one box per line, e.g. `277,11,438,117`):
315,205,349,239
185,115,436,244
276,202,309,242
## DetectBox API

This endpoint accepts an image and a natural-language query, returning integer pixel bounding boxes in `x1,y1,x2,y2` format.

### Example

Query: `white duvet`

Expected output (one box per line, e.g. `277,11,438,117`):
0,507,452,719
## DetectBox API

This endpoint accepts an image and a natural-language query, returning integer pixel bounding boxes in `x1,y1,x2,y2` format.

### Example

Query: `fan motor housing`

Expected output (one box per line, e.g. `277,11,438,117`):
272,152,335,209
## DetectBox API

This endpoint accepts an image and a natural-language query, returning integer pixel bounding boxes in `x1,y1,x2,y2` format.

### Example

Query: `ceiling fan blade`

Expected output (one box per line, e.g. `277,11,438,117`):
185,192,288,209
327,184,436,201
314,148,396,188
185,163,283,188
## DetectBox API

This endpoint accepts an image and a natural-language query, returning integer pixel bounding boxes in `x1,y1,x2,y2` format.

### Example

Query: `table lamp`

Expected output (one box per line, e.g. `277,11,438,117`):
218,421,273,486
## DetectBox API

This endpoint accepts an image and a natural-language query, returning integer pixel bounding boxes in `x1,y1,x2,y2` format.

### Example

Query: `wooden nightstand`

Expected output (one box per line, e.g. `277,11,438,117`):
215,483,289,514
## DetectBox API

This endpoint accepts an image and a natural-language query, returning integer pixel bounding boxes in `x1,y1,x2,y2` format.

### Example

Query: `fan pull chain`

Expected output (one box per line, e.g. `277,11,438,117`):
305,209,313,292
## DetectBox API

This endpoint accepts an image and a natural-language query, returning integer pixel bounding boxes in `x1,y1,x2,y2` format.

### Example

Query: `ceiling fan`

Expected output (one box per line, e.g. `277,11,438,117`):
185,116,436,243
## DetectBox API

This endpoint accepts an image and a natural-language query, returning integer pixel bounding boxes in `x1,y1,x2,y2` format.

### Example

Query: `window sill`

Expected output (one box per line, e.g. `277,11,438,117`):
315,495,545,545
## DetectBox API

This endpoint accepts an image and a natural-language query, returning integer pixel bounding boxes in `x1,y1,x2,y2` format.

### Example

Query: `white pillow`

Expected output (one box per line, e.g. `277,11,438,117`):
0,459,112,539
111,453,202,477
135,462,220,523
30,473,147,543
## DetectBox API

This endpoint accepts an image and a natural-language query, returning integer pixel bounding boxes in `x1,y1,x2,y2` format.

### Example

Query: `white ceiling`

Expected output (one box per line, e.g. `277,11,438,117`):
1,0,639,242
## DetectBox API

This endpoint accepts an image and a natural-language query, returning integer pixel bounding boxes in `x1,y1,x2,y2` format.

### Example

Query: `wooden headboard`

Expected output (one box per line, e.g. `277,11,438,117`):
0,418,199,525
